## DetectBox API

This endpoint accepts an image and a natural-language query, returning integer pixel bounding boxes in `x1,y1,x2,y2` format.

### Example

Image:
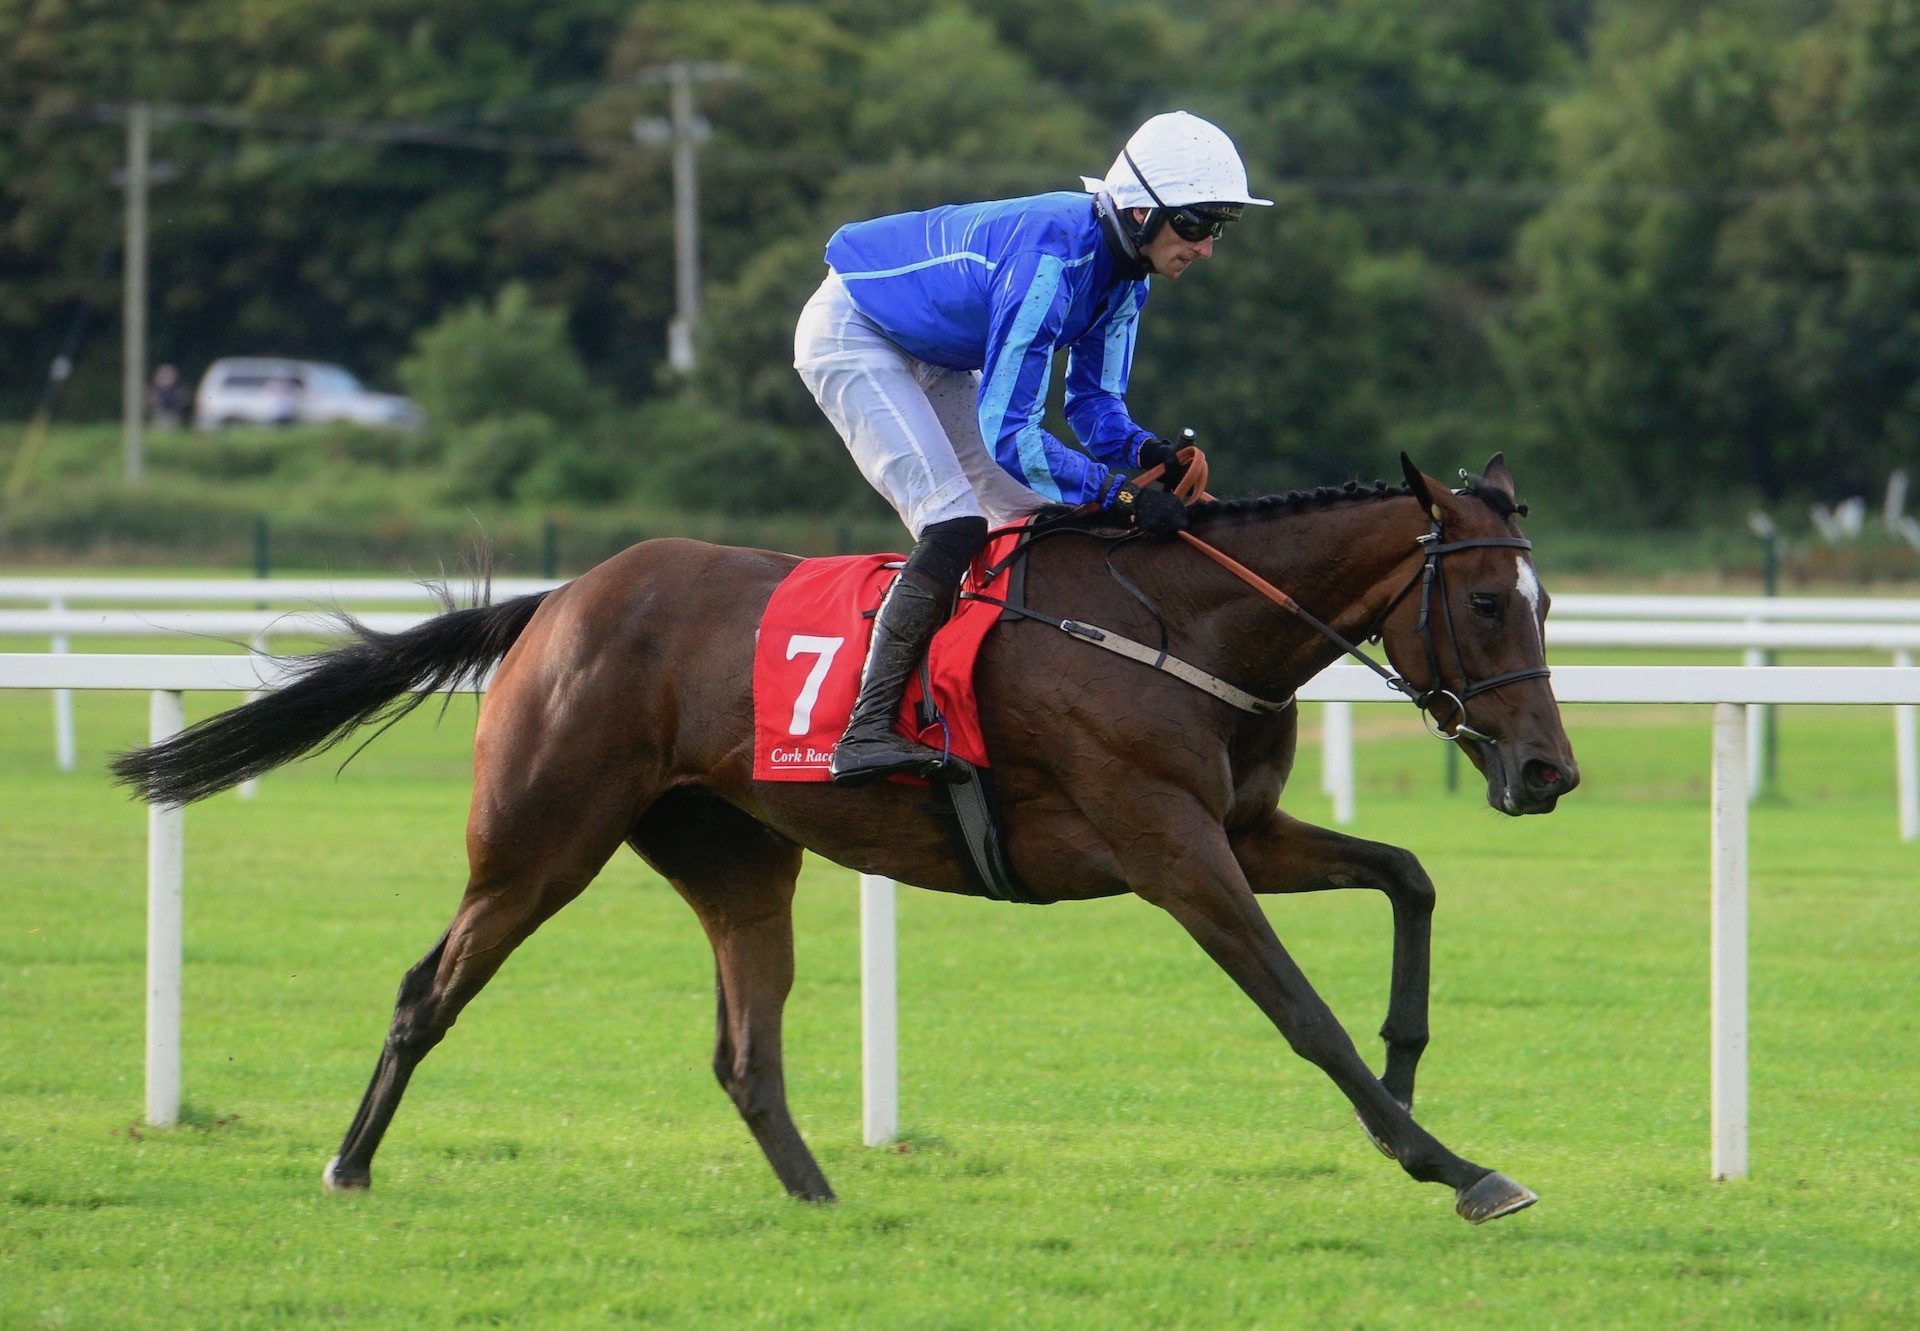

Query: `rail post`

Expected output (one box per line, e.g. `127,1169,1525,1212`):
1898,649,1917,842
1743,645,1766,801
860,873,898,1146
146,689,185,1126
238,630,268,800
1710,703,1749,1180
1321,701,1354,824
52,595,75,771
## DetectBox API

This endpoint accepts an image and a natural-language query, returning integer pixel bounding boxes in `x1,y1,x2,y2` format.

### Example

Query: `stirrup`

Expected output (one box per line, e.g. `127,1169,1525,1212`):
829,735,968,786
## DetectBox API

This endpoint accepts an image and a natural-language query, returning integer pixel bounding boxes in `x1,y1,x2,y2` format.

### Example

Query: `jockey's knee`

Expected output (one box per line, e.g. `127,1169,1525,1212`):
909,516,989,589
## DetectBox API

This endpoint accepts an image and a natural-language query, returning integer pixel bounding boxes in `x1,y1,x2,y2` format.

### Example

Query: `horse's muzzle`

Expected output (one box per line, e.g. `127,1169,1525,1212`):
1503,751,1578,815
1473,735,1579,816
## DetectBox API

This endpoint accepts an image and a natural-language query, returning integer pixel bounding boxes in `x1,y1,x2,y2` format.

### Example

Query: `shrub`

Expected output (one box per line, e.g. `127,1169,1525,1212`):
624,398,871,517
400,283,607,428
443,413,564,502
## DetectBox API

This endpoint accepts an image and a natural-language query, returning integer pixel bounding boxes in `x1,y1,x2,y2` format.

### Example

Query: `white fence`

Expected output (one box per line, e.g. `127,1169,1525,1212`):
8,580,1920,835
5,652,1918,1182
5,578,1918,618
1554,593,1920,622
0,576,560,605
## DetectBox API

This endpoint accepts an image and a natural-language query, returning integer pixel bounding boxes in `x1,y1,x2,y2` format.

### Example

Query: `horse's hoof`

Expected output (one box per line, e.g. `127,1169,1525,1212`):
322,1156,369,1193
1454,1170,1537,1224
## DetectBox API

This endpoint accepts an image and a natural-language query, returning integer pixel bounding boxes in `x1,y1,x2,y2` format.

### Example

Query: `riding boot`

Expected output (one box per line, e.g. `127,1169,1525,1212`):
829,569,955,785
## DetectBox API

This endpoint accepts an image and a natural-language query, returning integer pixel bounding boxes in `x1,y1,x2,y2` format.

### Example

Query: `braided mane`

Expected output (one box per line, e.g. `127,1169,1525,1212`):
1456,475,1527,519
1190,479,1412,521
1037,472,1524,534
1192,474,1527,523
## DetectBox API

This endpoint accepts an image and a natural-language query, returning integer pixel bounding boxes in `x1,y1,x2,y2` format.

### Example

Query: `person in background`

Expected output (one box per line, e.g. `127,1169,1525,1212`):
146,364,186,429
794,110,1270,784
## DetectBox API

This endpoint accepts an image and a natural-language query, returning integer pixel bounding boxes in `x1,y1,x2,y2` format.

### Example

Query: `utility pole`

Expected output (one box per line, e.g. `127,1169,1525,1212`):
634,62,737,374
666,64,700,374
123,101,150,485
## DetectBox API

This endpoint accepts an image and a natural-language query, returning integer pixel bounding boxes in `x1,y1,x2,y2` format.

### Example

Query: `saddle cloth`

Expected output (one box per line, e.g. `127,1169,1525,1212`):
751,528,1022,782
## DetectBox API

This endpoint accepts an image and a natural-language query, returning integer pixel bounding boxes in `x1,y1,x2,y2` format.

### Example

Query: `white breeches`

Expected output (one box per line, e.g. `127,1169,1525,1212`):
794,272,1051,538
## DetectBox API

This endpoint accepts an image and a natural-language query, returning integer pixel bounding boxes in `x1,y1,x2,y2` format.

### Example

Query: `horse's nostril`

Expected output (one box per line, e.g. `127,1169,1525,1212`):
1523,759,1563,791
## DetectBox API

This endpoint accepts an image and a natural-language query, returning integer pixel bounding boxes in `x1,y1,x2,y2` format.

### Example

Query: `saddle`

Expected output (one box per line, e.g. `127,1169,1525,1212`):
752,525,1040,902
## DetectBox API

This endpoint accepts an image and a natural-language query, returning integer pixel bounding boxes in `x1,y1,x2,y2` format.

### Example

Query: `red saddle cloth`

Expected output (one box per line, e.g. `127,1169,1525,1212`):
752,527,1021,782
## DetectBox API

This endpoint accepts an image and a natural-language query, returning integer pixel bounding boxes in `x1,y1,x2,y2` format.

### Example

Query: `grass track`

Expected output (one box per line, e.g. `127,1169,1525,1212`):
2,682,1916,1328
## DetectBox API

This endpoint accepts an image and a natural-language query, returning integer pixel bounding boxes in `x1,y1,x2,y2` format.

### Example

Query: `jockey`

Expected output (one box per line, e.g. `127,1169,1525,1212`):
794,110,1271,785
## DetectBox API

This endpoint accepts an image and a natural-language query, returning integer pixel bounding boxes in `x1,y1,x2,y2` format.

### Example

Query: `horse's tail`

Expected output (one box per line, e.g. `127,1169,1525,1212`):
109,591,553,806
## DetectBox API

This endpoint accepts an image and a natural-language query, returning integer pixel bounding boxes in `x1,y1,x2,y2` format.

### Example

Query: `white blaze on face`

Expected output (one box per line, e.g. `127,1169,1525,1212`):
1515,556,1544,651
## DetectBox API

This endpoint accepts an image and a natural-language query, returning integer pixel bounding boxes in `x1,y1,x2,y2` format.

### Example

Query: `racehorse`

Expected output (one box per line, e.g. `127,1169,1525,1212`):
112,453,1578,1224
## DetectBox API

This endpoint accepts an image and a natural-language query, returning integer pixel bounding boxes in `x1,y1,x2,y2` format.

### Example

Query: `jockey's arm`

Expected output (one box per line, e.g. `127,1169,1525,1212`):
977,249,1125,508
1064,280,1156,470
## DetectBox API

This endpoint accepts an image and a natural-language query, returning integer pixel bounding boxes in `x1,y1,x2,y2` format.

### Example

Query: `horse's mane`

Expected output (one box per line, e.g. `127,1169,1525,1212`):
1037,473,1531,535
1038,478,1413,533
1194,477,1527,523
1189,479,1413,522
1455,475,1527,520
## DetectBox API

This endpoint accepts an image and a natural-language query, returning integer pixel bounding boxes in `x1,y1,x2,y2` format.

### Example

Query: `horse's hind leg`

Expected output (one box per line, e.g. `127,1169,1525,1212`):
631,790,834,1202
324,760,637,1192
323,864,609,1191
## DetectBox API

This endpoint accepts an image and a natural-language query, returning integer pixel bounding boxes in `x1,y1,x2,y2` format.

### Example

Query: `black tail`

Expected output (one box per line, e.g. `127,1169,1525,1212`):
109,591,553,806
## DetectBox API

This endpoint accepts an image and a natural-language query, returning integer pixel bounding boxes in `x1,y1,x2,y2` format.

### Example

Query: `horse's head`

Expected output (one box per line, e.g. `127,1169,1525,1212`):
1374,453,1579,816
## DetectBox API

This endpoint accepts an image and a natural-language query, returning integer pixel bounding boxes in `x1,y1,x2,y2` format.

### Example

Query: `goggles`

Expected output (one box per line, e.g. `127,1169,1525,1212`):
1164,204,1242,243
1124,149,1243,244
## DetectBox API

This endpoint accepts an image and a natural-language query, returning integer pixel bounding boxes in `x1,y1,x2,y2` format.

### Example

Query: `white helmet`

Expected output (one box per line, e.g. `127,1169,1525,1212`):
1080,111,1272,210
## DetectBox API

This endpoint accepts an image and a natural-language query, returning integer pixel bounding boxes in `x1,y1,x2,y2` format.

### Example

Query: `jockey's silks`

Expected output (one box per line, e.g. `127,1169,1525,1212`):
825,193,1152,507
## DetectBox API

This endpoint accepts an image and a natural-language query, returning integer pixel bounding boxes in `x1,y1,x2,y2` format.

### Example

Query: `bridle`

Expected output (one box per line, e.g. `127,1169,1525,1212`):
1154,452,1551,744
1360,520,1550,742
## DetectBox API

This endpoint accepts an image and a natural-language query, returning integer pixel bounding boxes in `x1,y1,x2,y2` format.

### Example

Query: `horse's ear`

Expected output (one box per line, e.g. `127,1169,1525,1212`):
1400,452,1442,521
1481,452,1517,503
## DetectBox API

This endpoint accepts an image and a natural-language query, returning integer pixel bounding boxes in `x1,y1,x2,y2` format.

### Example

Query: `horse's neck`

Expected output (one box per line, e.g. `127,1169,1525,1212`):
1172,497,1428,693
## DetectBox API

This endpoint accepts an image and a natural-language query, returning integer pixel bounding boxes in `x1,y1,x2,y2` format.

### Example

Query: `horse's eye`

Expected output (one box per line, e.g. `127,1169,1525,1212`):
1468,592,1503,621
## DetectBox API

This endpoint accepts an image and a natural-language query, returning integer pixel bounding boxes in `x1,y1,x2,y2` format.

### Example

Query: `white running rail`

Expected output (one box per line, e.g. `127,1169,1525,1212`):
8,581,1917,830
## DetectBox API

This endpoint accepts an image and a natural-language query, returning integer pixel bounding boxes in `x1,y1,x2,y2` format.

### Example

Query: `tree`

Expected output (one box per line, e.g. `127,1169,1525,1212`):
1206,0,1566,271
1716,0,1920,499
0,0,626,414
1500,18,1787,516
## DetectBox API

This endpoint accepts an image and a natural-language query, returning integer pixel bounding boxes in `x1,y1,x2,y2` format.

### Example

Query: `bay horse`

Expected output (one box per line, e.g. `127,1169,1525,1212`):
112,453,1578,1224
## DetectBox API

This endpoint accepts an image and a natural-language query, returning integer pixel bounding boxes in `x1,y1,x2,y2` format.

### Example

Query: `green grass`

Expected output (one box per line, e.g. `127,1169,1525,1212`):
2,680,1916,1328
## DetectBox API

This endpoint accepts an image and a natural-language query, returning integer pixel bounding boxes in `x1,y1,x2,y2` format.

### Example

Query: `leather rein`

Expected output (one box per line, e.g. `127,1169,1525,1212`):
1152,448,1550,743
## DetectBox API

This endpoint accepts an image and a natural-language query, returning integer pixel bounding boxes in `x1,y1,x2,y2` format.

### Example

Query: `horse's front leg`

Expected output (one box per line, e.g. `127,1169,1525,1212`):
1229,809,1434,1120
1129,824,1534,1224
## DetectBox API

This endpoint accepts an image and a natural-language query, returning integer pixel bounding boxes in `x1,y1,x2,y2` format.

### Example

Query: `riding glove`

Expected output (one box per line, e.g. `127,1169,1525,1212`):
1114,482,1190,537
1134,435,1189,488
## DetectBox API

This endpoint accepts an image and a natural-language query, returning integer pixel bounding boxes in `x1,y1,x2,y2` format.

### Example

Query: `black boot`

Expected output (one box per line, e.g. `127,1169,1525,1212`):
829,570,955,785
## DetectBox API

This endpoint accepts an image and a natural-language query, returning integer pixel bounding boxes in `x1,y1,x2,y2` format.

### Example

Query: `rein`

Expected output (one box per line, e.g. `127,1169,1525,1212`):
1150,451,1549,744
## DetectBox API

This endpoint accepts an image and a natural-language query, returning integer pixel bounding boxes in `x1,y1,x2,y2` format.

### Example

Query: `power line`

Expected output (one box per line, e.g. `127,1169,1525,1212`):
0,101,633,160
10,100,1920,210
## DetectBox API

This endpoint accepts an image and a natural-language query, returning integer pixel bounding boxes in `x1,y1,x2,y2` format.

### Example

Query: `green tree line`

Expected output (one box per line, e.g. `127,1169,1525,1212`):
2,0,1915,527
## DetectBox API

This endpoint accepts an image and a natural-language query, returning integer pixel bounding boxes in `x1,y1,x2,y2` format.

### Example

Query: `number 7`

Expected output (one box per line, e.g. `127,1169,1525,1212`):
785,635,845,735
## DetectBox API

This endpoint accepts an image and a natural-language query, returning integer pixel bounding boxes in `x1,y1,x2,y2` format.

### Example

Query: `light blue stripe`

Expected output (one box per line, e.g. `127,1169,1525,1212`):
1012,424,1062,501
1100,288,1139,394
979,255,1067,500
837,251,994,282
